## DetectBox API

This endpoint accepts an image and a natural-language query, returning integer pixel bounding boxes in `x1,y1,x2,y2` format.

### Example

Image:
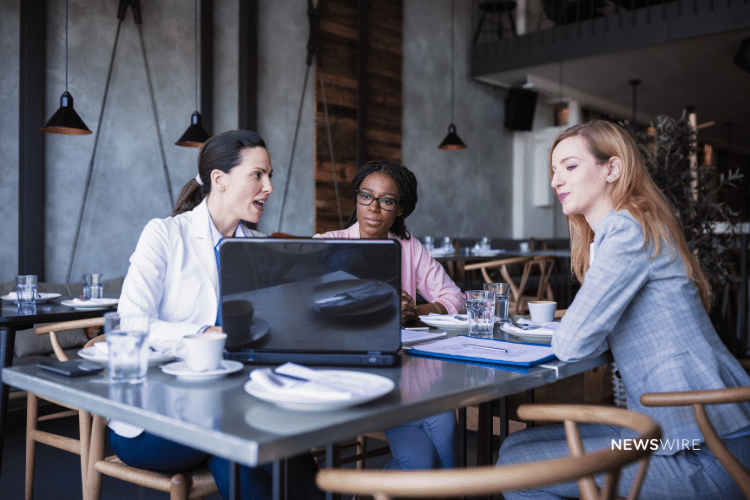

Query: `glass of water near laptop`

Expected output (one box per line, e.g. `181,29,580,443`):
82,273,104,300
465,290,495,338
483,282,510,323
15,275,37,304
105,312,150,384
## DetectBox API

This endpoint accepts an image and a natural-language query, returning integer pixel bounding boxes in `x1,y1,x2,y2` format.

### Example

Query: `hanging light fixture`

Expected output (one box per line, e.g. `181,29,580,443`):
41,0,92,135
176,0,210,148
439,0,466,150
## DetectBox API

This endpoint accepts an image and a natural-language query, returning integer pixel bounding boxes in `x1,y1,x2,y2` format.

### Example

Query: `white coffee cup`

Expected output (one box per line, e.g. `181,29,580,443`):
528,301,557,324
178,333,227,372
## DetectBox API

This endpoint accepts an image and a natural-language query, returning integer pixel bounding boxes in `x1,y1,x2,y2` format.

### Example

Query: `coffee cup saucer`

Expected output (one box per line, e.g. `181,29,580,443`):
160,360,243,382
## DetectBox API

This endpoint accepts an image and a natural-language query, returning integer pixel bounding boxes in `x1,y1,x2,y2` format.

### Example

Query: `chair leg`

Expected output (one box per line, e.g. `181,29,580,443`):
87,415,107,500
78,410,91,500
169,473,189,500
358,435,368,470
25,393,38,500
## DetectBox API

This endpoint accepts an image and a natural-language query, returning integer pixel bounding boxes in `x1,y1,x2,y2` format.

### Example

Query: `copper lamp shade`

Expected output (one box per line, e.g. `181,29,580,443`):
175,111,210,148
41,91,92,136
438,124,466,150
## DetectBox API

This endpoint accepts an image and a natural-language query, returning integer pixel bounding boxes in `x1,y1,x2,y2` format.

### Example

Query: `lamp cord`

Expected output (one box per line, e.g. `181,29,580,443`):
194,0,199,112
65,0,69,91
276,60,312,232
450,0,455,124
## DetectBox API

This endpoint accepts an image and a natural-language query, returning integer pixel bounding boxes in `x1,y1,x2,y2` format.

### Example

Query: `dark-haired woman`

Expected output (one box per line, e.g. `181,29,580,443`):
317,160,462,470
117,130,323,500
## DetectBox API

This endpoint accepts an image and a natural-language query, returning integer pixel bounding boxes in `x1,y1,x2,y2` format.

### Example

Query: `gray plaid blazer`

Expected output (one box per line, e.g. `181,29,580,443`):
552,210,750,455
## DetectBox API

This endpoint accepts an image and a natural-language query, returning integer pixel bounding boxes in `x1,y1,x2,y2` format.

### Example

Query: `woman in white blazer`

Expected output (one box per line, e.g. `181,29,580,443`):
115,130,323,500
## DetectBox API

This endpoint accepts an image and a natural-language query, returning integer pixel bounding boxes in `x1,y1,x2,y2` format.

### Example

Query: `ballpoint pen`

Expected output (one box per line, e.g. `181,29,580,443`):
462,343,508,353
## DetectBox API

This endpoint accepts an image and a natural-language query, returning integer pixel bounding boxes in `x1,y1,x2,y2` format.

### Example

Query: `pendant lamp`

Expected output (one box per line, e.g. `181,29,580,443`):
41,0,92,135
439,0,466,150
176,0,210,148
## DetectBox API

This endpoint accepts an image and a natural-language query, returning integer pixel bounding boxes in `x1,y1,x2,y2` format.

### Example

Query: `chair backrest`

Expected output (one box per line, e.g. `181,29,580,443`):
464,255,534,313
641,372,750,498
316,404,661,500
35,317,106,361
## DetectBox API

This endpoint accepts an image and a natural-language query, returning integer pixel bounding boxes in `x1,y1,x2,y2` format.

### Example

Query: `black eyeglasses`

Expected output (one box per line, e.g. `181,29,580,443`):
355,191,400,211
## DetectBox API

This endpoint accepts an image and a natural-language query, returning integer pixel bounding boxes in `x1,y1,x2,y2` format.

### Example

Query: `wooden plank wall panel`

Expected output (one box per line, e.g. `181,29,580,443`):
314,0,403,234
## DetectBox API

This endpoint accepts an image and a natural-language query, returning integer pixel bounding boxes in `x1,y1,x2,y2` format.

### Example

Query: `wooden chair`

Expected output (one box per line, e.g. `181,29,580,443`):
27,318,105,500
465,255,557,314
317,404,661,500
33,319,218,500
640,358,750,498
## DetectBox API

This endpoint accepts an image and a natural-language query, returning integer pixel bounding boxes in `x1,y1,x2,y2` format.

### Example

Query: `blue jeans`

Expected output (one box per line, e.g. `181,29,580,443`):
496,423,750,500
109,430,323,500
382,411,457,470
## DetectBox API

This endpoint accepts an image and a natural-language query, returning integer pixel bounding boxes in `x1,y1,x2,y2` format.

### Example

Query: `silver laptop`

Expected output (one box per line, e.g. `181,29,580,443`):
219,238,402,366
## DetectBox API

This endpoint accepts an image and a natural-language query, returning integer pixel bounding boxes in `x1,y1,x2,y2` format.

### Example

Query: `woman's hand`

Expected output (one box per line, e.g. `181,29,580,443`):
401,290,418,323
204,326,223,334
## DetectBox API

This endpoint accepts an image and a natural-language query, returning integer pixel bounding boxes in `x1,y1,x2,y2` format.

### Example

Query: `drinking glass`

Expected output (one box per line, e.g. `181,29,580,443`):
483,283,510,323
107,315,150,384
15,275,37,304
83,274,104,300
423,236,434,252
465,290,495,338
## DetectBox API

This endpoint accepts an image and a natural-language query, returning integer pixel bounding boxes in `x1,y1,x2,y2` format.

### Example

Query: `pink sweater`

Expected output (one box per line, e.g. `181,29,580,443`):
316,223,465,314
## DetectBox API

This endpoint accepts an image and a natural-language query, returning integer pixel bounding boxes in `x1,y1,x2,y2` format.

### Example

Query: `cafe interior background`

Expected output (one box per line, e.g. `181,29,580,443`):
2,0,749,289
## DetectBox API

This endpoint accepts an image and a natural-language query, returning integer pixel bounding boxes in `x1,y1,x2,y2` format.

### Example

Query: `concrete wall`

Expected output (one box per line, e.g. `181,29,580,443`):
2,0,527,284
0,0,20,283
1,0,313,283
402,0,514,243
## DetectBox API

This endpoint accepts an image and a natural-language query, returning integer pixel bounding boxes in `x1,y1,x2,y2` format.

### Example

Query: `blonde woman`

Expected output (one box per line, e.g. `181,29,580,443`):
496,120,750,499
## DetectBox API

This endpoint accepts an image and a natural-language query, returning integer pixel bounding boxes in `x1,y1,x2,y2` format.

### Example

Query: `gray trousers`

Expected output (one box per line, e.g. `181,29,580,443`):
496,422,750,500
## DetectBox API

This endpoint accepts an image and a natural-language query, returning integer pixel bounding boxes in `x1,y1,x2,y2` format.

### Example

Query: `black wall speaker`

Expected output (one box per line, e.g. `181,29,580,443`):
734,37,750,74
504,87,538,131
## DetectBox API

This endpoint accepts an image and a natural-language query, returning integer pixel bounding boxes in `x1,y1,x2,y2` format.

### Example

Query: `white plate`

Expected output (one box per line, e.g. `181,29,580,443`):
500,323,553,343
244,370,395,412
1,292,61,304
77,346,174,365
471,249,505,257
161,360,244,382
60,298,119,310
419,314,469,331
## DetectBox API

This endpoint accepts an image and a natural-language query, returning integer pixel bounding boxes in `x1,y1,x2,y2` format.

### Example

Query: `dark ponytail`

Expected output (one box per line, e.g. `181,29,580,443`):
172,130,267,216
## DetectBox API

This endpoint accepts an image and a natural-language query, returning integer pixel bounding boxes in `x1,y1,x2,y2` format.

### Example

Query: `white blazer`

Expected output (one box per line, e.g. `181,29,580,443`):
118,199,264,344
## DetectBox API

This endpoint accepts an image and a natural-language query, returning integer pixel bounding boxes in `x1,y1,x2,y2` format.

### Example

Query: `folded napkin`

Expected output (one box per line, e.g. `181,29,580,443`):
314,281,394,314
503,319,560,335
250,368,353,401
419,313,468,326
67,298,117,306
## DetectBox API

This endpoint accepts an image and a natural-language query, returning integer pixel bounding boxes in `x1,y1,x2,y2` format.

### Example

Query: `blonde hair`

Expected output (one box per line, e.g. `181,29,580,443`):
550,120,711,311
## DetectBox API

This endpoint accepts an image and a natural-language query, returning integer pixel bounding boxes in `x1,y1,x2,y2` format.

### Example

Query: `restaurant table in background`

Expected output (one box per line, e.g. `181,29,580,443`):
0,296,116,478
434,249,574,306
3,337,609,500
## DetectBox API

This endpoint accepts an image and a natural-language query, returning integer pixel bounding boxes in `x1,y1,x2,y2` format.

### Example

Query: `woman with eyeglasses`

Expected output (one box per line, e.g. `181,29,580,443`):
316,160,462,470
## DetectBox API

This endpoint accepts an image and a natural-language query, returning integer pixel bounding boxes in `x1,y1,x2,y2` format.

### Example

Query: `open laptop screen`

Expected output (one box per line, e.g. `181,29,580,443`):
219,238,402,366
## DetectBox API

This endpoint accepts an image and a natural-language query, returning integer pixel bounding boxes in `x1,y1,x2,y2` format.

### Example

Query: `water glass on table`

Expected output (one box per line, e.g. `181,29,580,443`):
106,314,150,384
483,282,510,323
465,290,495,338
423,235,434,252
82,273,104,300
15,275,37,304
